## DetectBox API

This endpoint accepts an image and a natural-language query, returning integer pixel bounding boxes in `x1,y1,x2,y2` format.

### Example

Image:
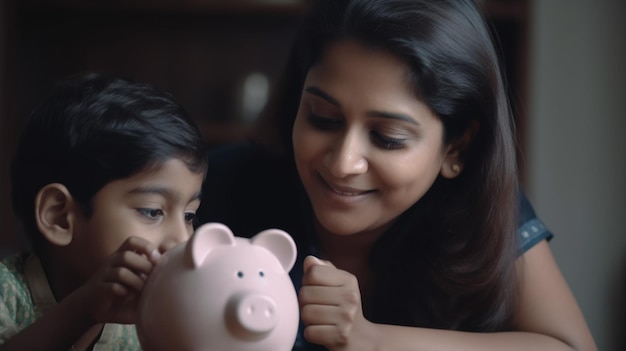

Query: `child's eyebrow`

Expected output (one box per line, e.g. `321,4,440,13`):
128,187,202,202
129,186,170,196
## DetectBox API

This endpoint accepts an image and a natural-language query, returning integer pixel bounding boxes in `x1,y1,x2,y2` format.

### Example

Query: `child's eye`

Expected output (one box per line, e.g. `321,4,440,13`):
184,212,197,225
308,114,343,131
137,208,164,219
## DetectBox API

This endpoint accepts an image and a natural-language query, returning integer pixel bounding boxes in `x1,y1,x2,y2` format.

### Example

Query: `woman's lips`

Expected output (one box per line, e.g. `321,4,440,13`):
318,173,374,197
328,184,368,196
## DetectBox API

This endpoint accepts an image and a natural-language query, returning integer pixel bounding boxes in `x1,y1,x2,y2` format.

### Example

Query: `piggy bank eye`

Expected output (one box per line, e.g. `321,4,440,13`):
236,271,244,278
258,271,265,278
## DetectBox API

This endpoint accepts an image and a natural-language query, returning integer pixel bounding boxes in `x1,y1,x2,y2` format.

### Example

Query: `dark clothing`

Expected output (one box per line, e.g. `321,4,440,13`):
518,189,554,252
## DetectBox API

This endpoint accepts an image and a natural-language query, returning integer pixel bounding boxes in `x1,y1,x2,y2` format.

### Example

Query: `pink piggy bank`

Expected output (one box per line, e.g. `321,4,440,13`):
136,222,299,351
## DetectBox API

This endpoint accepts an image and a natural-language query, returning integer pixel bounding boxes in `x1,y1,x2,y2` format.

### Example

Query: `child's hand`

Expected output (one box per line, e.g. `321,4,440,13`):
299,255,379,351
73,236,162,325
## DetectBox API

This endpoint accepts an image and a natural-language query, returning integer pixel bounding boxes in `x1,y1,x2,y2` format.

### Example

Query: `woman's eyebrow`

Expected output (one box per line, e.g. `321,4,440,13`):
367,110,420,125
304,86,340,106
305,85,419,125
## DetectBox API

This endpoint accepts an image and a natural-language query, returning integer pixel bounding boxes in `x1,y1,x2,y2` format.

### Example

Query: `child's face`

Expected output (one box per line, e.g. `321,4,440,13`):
68,158,204,280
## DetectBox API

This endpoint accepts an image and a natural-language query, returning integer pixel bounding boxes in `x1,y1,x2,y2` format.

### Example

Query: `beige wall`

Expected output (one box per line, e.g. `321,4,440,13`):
528,0,626,350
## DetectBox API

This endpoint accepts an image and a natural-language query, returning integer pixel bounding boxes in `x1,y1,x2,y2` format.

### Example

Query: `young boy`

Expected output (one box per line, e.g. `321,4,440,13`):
0,73,208,350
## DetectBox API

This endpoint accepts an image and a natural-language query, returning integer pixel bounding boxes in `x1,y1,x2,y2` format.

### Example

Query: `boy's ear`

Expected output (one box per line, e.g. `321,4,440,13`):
35,183,77,246
440,120,480,179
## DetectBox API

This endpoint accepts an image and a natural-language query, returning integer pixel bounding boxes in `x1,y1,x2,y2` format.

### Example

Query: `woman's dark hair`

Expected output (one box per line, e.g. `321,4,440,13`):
254,0,520,332
11,73,208,256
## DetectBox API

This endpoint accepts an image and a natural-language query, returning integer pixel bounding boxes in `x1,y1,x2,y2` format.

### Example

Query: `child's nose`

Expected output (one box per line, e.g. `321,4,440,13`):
159,217,192,252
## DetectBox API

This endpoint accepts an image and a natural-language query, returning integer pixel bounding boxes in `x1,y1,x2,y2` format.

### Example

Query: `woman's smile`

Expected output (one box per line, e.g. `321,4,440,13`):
318,172,374,200
292,40,448,237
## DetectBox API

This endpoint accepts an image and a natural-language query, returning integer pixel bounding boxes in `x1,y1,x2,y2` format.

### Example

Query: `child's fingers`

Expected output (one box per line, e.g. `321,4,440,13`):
110,250,156,277
102,237,166,294
116,236,161,264
105,266,147,294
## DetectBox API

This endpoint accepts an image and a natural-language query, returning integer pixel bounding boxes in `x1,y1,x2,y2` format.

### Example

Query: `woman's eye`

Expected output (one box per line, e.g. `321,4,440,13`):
371,132,406,150
308,114,342,130
137,208,164,219
184,212,197,225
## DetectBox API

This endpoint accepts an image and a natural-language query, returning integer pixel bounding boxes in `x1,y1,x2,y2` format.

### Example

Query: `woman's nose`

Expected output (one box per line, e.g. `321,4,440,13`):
324,132,368,177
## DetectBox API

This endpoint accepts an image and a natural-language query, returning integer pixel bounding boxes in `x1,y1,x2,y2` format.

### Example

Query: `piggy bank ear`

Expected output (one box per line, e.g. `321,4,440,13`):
186,222,236,268
250,229,297,272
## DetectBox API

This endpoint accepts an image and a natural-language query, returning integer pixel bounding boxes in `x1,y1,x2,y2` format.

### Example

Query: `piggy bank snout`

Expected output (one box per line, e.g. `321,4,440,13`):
226,292,278,340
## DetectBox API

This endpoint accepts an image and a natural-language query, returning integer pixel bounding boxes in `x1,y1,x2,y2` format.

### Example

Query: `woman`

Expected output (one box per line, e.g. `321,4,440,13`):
199,0,596,350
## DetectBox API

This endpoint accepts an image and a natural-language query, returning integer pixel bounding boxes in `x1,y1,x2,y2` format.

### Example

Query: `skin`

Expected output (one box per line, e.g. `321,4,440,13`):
293,40,457,240
294,40,597,351
292,40,461,289
0,158,205,351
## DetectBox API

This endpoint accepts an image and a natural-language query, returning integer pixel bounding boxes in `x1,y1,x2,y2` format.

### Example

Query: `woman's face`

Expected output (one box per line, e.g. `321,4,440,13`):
292,40,458,238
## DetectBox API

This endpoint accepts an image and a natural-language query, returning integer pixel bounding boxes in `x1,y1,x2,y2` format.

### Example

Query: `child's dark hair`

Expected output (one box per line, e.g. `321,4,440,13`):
11,73,208,255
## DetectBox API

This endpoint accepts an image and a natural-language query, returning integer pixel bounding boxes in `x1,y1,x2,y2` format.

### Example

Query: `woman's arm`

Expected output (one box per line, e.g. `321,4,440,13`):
300,243,597,351
513,240,597,350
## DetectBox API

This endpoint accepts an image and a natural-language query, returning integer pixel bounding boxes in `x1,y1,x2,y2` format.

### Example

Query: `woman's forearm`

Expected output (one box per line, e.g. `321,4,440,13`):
370,324,585,351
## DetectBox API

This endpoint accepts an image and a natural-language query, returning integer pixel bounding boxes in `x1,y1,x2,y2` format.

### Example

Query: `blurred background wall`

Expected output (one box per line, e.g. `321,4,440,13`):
527,1,626,350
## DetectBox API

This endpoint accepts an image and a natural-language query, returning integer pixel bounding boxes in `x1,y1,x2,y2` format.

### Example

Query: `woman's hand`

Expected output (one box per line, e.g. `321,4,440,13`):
71,236,162,325
299,255,380,351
